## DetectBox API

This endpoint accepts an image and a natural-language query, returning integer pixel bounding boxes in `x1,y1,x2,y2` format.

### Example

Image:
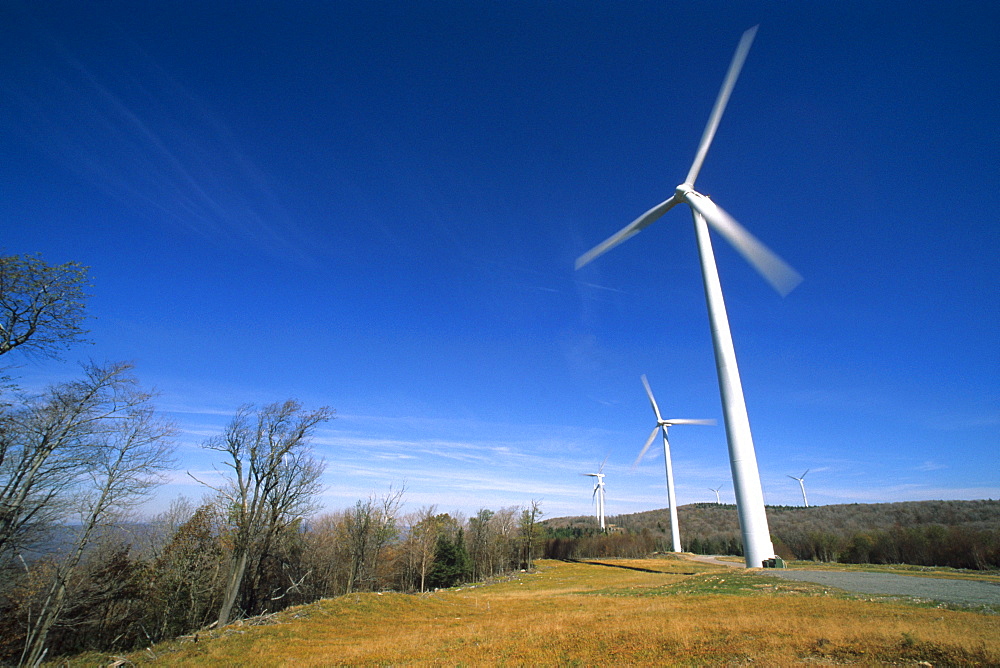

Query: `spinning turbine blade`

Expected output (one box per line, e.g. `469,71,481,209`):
686,192,802,296
666,418,716,426
575,195,681,269
685,25,758,187
633,425,662,469
640,374,664,422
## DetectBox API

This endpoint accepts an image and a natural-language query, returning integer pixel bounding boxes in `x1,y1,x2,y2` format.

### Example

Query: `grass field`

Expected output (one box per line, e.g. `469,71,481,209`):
70,556,999,666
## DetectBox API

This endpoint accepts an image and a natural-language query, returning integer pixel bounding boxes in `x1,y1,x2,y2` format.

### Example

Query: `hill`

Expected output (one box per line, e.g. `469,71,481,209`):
65,557,1000,666
542,499,1000,568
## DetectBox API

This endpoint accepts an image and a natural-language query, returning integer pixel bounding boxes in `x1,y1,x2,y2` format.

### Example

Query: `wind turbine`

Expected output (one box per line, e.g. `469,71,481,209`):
788,469,809,507
709,486,723,504
582,460,607,531
575,26,801,568
634,374,714,553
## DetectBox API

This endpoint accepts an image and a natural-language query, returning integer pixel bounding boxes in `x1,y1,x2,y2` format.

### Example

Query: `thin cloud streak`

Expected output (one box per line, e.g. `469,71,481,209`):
1,15,310,258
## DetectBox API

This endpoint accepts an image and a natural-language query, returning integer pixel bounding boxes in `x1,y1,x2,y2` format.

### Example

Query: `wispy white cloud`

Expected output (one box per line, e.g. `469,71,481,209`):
925,412,1000,431
137,382,998,519
575,281,631,295
2,20,312,260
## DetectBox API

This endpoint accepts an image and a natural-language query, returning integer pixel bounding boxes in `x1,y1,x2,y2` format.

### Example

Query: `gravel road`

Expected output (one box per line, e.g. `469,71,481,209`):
760,569,1000,607
683,555,1000,607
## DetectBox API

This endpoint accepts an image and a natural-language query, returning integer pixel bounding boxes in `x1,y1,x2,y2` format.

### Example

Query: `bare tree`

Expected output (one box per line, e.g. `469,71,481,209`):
344,486,404,594
139,496,198,561
19,371,175,665
0,254,90,360
147,504,226,642
518,500,544,571
0,362,151,565
468,508,495,581
414,507,442,593
400,506,443,593
488,506,520,575
193,400,332,627
300,511,349,598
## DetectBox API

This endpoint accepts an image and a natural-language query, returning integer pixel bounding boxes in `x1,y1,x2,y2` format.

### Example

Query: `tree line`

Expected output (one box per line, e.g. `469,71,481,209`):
0,253,545,664
546,500,1000,569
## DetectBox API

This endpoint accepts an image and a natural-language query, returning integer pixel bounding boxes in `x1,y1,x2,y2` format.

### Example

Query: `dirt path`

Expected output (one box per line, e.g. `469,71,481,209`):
684,554,745,568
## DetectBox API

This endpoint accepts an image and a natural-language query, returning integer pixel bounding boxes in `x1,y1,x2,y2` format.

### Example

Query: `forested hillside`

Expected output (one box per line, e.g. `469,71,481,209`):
0,495,547,664
543,499,1000,569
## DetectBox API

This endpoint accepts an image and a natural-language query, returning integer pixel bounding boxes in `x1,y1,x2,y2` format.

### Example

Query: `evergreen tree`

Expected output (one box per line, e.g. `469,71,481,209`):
427,529,471,589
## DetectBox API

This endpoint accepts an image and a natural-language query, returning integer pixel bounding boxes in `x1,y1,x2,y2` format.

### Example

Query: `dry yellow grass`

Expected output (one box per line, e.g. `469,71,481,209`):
74,557,999,666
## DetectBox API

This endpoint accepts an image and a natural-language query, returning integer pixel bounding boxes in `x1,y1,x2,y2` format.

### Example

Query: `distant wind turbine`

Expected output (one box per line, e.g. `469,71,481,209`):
788,469,810,507
634,374,714,553
575,26,801,568
582,459,608,531
709,486,723,504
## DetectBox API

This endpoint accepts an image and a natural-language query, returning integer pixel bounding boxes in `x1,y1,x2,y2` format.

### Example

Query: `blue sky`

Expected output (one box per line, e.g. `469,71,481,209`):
2,1,997,521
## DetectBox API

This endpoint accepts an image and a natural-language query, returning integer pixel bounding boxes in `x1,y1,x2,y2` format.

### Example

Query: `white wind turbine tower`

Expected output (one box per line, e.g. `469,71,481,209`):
582,460,608,531
710,486,723,504
634,374,714,553
788,469,810,507
576,26,802,568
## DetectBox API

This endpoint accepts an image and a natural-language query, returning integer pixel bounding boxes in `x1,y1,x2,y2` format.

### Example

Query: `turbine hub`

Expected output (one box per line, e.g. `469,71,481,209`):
675,183,695,199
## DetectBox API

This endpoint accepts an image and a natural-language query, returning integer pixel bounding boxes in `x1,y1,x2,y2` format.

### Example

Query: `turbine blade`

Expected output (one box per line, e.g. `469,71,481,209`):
665,418,716,426
575,195,681,269
686,192,803,296
802,469,810,478
633,426,661,469
640,374,664,422
685,25,758,187
787,475,798,480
